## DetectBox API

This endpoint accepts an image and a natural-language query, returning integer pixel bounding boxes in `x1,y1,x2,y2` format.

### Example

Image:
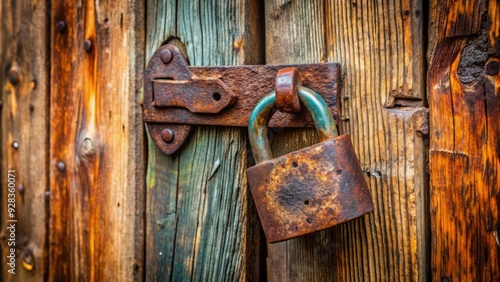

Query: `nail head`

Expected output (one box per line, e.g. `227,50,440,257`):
12,141,19,149
18,184,25,195
485,60,499,75
57,161,66,172
84,40,93,53
8,68,20,85
56,21,67,34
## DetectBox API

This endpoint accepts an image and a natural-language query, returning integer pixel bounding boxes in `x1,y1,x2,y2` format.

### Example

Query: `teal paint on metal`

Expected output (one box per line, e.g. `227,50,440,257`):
248,87,338,164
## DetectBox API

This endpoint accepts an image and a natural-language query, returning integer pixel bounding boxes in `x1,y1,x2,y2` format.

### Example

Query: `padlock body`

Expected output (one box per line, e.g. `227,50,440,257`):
246,134,374,243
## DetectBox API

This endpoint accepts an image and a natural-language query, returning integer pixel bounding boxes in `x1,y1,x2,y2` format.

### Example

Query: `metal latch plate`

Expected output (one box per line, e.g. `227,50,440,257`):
144,44,341,155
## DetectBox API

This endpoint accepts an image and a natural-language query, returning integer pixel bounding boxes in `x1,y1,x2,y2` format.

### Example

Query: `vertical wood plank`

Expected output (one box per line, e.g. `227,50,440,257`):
428,0,500,280
0,0,50,280
326,1,428,281
145,0,264,281
49,0,145,281
265,0,428,281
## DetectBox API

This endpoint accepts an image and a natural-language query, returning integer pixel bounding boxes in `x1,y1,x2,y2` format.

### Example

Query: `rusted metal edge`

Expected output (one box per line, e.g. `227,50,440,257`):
143,44,341,155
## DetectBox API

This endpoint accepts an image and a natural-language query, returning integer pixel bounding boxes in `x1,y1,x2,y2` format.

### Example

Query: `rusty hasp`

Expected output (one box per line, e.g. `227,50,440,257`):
143,44,341,155
246,87,373,243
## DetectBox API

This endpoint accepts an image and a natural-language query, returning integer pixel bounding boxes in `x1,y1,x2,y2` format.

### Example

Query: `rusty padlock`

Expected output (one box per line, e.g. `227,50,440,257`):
246,86,374,243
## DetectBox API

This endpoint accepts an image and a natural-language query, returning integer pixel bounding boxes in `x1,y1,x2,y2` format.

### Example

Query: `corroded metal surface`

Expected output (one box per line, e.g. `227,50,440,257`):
246,134,374,243
143,44,341,155
146,123,191,155
275,67,302,113
248,87,339,164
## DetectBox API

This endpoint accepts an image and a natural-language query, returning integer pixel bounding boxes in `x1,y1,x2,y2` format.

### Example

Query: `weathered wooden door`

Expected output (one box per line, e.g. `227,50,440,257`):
1,0,499,281
144,1,429,280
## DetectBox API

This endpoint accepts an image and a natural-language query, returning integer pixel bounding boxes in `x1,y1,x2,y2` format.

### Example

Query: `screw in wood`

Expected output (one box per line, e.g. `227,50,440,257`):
12,141,19,149
160,49,173,64
56,21,67,34
161,128,174,143
84,40,93,53
485,60,499,75
56,161,66,172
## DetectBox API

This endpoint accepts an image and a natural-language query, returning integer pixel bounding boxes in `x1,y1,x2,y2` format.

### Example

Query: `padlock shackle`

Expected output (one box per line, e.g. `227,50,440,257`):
248,86,338,164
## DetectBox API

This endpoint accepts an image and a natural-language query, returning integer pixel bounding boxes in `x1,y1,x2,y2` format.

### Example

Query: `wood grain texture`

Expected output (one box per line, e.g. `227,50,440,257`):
145,0,264,281
428,0,500,280
326,1,428,281
0,0,50,280
266,0,428,281
49,0,145,281
327,0,424,108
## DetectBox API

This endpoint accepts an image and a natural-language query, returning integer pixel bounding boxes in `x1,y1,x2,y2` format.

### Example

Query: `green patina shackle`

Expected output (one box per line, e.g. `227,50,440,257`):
248,86,339,164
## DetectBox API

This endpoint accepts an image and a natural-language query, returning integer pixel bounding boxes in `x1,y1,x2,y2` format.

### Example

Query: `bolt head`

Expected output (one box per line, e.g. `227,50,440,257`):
56,21,67,34
485,60,499,75
161,128,174,143
56,161,66,172
12,141,19,149
84,40,93,53
160,49,173,64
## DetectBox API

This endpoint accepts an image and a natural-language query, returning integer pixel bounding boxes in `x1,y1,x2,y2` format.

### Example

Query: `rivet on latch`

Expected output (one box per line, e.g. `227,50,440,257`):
485,60,499,75
56,21,67,34
160,49,173,64
161,128,174,143
84,40,93,53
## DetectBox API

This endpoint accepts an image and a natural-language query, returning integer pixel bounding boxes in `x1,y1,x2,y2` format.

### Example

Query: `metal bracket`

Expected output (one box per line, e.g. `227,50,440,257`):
144,44,341,155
